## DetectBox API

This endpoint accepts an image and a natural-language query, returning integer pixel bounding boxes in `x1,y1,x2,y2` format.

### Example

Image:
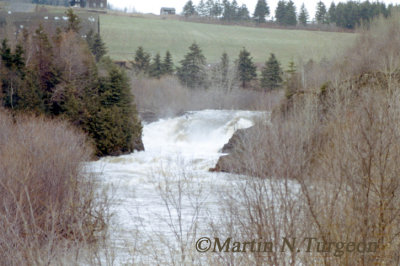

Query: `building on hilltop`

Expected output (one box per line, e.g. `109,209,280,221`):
70,0,107,9
160,7,176,15
87,0,107,9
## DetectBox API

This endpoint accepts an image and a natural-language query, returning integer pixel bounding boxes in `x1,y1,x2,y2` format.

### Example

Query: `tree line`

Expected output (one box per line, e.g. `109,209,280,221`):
183,0,398,29
31,0,71,6
0,9,143,157
131,43,286,91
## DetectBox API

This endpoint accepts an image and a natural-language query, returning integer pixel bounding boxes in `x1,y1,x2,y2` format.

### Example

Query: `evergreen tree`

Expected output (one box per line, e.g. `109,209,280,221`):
162,50,174,75
91,33,107,62
220,52,229,83
237,47,257,88
231,0,240,18
285,0,297,25
253,0,270,23
1,25,143,156
328,2,336,23
90,65,143,156
183,0,196,17
237,5,250,21
0,39,12,68
315,1,328,24
197,0,208,16
205,0,215,17
298,3,309,26
260,53,282,90
149,53,163,79
222,0,233,20
65,8,80,32
0,40,25,109
211,0,223,17
32,25,60,113
284,59,298,99
177,42,207,88
212,52,231,88
132,46,150,74
85,29,95,51
275,0,287,25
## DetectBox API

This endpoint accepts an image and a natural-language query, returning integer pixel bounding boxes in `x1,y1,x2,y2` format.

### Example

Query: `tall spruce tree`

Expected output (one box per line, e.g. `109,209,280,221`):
91,33,107,62
260,53,282,90
253,0,270,23
183,0,196,17
132,46,150,74
237,47,257,88
32,25,60,113
65,8,81,32
298,3,309,26
162,51,174,75
177,42,207,88
315,1,328,24
222,0,233,20
328,2,336,23
284,59,298,99
0,40,26,109
205,0,214,17
285,0,297,25
149,53,163,79
90,65,143,156
212,52,231,88
211,0,223,17
197,0,208,16
238,4,250,21
275,0,287,25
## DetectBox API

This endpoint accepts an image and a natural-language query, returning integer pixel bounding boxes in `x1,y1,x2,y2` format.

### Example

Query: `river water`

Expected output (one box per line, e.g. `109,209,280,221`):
88,109,268,264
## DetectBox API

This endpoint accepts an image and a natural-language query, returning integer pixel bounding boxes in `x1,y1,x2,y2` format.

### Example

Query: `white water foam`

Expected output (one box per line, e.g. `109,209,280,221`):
88,109,268,262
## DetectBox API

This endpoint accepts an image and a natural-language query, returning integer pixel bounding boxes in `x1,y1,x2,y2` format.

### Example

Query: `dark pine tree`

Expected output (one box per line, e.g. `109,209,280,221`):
212,51,230,88
261,53,282,90
132,46,150,74
177,42,207,88
328,2,336,24
91,33,107,62
65,8,81,32
162,50,174,75
253,0,270,23
285,0,297,25
237,47,257,88
90,65,143,156
211,0,223,18
298,3,309,26
284,59,298,99
275,0,287,25
32,25,60,114
237,4,250,21
315,1,328,24
183,0,196,17
149,53,163,79
0,40,26,109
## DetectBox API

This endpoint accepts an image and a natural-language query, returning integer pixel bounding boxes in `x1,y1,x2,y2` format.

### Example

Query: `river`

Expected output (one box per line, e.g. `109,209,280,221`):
88,109,268,264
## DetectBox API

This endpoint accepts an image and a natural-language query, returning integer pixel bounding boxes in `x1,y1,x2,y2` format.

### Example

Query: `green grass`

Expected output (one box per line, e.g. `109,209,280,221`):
100,15,356,66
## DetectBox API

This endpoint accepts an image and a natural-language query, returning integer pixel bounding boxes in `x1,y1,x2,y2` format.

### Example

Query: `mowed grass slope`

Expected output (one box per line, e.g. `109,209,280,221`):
100,15,356,65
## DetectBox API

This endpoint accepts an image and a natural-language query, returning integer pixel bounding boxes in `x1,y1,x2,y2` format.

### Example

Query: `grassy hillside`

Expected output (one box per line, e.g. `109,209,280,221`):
100,15,356,66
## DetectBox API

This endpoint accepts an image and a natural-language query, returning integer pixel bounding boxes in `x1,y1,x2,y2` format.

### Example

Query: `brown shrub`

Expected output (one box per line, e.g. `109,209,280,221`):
0,109,109,265
131,75,283,120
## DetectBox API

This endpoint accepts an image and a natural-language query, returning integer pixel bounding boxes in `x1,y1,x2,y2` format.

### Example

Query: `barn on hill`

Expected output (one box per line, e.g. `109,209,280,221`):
160,7,176,15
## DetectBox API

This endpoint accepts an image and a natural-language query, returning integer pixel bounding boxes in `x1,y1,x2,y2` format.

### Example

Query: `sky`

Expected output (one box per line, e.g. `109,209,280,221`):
107,0,398,19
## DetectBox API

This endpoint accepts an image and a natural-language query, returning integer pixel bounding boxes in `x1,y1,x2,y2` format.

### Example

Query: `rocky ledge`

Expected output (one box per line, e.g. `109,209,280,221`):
210,126,258,174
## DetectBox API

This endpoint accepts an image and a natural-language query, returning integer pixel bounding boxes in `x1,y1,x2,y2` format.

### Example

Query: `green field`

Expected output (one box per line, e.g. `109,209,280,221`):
100,15,356,66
